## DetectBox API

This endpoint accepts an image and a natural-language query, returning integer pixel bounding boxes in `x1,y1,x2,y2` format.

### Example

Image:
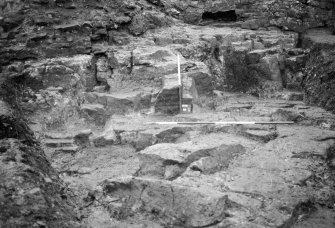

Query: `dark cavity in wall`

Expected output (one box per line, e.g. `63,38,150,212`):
296,32,303,48
202,10,237,22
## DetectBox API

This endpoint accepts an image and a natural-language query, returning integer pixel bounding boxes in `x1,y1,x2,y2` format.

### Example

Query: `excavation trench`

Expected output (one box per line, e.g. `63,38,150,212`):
2,0,335,227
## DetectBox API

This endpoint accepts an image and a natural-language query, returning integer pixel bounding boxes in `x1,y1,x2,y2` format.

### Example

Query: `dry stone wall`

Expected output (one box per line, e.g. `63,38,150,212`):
147,0,236,23
0,0,334,112
237,0,335,32
265,0,335,32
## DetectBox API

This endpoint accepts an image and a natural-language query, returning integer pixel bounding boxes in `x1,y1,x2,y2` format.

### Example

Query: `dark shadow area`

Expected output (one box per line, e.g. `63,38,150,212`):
296,32,303,48
202,10,237,22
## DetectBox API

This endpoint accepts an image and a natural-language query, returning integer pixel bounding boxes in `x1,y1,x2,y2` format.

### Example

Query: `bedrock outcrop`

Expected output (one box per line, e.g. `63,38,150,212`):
1,0,333,118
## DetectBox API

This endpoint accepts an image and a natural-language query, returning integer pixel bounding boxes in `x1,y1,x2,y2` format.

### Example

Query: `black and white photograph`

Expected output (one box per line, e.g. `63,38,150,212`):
0,0,335,227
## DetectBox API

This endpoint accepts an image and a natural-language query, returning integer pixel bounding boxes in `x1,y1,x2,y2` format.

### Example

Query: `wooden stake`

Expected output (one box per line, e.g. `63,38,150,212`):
179,85,183,113
177,55,181,85
177,54,182,113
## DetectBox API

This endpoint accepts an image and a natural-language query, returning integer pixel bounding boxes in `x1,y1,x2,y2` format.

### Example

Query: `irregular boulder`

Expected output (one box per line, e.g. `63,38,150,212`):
274,91,304,101
130,47,182,88
241,129,278,143
83,91,151,114
137,142,245,179
96,56,112,84
74,129,92,147
92,121,118,147
24,55,96,91
119,127,190,151
271,109,302,122
80,103,108,126
120,131,156,151
129,11,173,35
189,144,246,174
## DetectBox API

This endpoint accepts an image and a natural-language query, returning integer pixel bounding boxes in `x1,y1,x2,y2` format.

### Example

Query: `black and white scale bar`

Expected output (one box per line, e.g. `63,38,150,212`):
146,121,295,125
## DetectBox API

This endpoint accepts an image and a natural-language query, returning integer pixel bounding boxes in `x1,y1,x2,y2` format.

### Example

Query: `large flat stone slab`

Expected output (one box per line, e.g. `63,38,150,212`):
119,126,191,151
137,141,245,179
92,121,118,147
83,91,151,114
241,129,278,143
99,177,230,227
